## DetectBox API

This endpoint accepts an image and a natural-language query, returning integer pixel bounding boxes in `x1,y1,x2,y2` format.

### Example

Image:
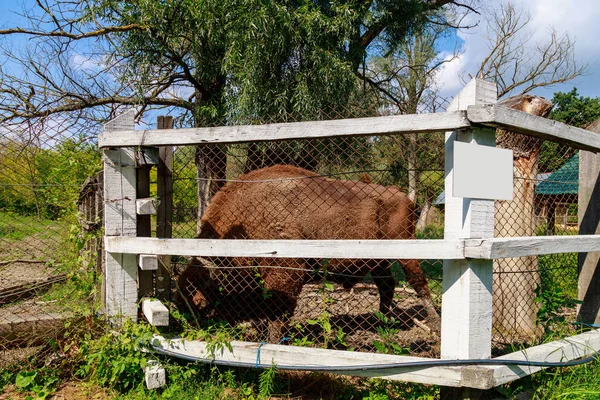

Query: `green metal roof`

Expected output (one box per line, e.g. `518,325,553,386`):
536,153,579,195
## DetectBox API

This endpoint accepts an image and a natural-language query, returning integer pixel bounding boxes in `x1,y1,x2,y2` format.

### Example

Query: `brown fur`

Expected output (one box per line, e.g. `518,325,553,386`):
180,165,438,341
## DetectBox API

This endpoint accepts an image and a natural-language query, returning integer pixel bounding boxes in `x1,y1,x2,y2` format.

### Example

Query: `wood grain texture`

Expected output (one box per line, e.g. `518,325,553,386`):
468,104,600,152
156,116,174,303
578,119,600,324
487,328,600,386
465,235,600,259
142,299,169,326
151,335,464,387
99,111,470,147
442,77,497,362
103,110,138,323
104,237,466,260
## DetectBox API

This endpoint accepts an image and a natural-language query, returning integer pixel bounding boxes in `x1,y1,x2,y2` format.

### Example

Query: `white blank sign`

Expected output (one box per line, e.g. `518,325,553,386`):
453,141,513,200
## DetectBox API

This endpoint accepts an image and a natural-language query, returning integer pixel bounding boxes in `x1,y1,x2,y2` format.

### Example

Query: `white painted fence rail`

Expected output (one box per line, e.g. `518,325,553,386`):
99,104,600,152
101,77,600,391
105,234,600,260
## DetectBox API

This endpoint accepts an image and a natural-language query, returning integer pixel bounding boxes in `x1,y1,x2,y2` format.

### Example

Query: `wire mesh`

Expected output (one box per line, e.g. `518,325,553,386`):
0,99,590,368
0,122,102,368
172,133,446,355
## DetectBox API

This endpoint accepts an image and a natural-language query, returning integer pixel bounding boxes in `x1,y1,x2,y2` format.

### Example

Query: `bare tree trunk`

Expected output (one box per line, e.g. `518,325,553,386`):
407,133,418,202
493,95,552,341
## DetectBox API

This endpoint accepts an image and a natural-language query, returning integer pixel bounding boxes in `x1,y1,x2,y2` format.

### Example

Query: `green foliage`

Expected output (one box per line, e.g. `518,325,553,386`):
415,223,444,239
535,284,581,339
10,368,60,399
541,88,600,172
549,88,600,128
0,138,101,219
0,212,57,240
372,311,409,356
258,364,277,399
76,322,155,393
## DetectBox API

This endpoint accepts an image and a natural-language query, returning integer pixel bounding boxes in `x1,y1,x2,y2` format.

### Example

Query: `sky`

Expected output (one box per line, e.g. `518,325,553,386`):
1,0,599,107
435,0,600,101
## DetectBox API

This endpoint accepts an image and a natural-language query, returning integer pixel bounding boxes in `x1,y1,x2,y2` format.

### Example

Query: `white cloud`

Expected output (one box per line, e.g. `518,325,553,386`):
436,0,600,102
71,53,106,71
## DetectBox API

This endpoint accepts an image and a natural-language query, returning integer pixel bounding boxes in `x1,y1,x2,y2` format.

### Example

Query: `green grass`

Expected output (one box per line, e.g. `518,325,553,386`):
0,212,59,240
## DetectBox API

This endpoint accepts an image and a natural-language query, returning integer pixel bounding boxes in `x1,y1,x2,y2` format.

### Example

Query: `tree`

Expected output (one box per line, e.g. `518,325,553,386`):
475,3,587,99
540,88,600,173
471,1,587,340
364,21,458,220
0,0,476,233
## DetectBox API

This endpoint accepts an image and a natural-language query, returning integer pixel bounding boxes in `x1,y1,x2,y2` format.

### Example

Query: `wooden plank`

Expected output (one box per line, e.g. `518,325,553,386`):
468,104,600,152
464,235,600,259
483,328,600,386
578,119,600,324
103,109,138,323
139,254,159,271
104,237,466,260
137,164,153,299
142,299,169,326
441,78,497,362
151,336,464,387
0,313,75,348
137,147,160,165
99,111,470,147
0,274,67,305
136,198,157,215
156,115,173,303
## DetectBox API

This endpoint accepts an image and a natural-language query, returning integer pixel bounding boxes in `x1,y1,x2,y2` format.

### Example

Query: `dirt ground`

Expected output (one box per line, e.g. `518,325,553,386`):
0,382,113,400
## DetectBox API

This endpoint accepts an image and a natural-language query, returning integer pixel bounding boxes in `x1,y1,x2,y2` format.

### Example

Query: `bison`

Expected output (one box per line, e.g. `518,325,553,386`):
178,165,439,342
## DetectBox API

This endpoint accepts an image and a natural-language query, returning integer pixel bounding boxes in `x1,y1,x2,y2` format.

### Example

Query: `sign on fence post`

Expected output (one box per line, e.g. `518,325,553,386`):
441,78,497,363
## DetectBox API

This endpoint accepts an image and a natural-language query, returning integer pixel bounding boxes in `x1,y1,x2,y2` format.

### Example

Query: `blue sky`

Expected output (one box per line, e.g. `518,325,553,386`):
435,0,600,101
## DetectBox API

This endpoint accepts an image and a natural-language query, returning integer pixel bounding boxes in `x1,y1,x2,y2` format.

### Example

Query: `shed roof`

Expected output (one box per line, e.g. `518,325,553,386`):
536,153,579,196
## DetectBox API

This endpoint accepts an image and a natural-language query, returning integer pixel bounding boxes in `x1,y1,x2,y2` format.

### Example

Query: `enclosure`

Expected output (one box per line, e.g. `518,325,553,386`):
1,78,600,392
94,79,600,390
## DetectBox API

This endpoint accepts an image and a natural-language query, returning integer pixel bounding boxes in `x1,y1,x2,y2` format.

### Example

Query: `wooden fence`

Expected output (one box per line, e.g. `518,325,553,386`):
98,78,600,390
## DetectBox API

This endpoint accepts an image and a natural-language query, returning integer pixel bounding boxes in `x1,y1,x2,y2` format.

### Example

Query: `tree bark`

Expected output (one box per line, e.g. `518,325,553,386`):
493,95,553,341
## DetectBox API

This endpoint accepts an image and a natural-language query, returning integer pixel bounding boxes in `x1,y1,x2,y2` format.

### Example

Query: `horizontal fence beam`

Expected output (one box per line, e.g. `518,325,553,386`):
465,235,600,259
480,328,600,387
105,237,466,260
468,104,600,152
99,105,600,152
151,336,465,387
99,111,470,147
151,329,600,389
105,235,600,260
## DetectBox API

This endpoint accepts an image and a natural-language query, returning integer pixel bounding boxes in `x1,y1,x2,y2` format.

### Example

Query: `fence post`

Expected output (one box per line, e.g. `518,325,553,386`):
578,118,600,323
103,110,138,323
441,79,497,369
156,116,174,303
137,147,154,298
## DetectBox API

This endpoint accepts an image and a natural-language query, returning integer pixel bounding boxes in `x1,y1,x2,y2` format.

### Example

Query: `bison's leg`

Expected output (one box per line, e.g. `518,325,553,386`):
400,259,440,331
260,259,306,343
371,260,396,315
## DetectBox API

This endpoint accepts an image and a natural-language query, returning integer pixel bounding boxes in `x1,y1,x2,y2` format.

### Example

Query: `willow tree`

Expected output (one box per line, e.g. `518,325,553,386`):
0,0,476,232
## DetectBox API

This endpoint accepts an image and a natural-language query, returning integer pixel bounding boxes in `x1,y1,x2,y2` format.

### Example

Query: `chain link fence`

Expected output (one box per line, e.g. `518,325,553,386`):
0,98,586,369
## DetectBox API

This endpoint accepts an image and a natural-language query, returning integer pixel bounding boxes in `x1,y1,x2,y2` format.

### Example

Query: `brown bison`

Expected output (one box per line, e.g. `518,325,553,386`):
179,165,438,342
